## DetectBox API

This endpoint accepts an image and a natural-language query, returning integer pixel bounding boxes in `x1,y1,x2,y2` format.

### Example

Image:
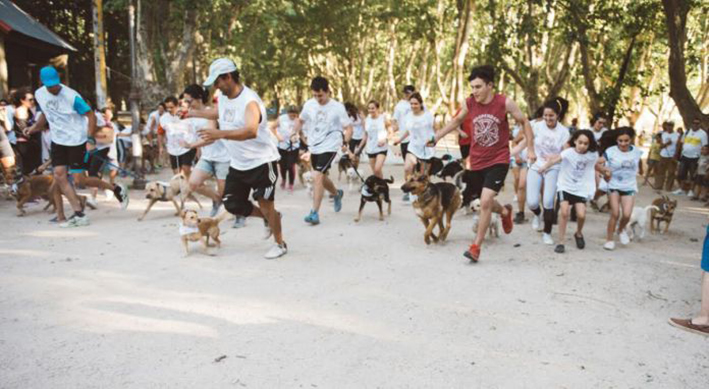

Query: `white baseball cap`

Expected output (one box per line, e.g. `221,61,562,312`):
203,58,238,87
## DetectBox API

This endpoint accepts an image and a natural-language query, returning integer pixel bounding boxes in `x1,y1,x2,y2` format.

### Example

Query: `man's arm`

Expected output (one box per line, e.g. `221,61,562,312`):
187,107,219,120
432,101,468,144
24,112,48,136
198,102,259,141
506,98,535,164
85,110,98,138
342,124,353,144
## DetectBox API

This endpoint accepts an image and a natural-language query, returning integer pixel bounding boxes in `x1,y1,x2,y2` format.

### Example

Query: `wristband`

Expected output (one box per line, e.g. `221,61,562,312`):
87,136,96,145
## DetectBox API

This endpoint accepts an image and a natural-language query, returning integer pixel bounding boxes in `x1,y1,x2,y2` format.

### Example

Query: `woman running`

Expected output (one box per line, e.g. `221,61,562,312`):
394,92,435,186
525,99,570,245
538,130,602,253
271,105,300,193
356,100,388,178
600,127,644,250
345,102,364,170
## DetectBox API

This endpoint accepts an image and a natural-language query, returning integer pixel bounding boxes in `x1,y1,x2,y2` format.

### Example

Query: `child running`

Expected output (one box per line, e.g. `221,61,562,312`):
356,100,388,178
599,127,644,250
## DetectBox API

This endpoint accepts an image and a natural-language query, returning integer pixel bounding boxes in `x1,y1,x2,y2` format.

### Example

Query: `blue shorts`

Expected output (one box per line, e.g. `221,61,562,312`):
195,158,230,180
702,225,709,272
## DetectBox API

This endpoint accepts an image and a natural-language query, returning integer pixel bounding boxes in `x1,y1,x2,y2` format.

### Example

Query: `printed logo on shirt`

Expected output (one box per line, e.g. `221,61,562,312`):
45,99,60,113
314,110,328,135
473,114,500,147
223,108,236,122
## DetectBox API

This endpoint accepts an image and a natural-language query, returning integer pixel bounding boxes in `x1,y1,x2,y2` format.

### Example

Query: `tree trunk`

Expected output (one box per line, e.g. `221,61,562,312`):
92,0,108,108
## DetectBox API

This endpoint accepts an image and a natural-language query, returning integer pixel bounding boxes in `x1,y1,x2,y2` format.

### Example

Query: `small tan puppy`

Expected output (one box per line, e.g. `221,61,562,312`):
138,173,202,221
179,210,231,256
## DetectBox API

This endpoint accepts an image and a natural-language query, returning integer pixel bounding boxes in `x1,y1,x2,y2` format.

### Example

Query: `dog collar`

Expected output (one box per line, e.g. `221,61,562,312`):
179,223,200,236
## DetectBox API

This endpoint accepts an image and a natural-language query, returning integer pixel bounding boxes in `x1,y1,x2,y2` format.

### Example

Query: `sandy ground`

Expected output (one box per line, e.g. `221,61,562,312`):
1,152,708,388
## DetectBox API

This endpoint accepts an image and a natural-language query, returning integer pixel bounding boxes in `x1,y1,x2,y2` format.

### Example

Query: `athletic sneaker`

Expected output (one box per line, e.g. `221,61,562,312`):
264,242,288,259
304,210,320,225
114,183,130,210
672,189,685,195
502,204,514,234
104,189,115,201
60,213,90,228
531,215,541,231
333,189,344,212
603,241,615,250
49,216,61,223
542,233,554,245
619,230,630,245
86,197,98,209
210,200,221,218
554,244,565,253
233,215,246,228
514,212,525,224
463,244,481,263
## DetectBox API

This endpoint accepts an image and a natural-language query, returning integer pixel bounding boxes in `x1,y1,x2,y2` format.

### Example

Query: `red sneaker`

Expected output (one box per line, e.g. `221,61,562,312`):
502,204,513,234
463,244,481,263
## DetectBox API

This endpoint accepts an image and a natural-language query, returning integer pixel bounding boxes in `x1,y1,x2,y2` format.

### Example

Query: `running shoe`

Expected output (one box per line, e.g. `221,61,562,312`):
502,204,513,234
672,189,685,195
542,233,554,245
114,183,130,210
603,241,615,250
86,197,98,210
554,244,565,253
687,190,695,198
333,189,344,212
463,244,481,263
233,215,246,228
60,213,90,228
104,189,115,201
531,215,541,231
264,242,288,259
304,210,320,225
619,230,630,245
513,212,525,224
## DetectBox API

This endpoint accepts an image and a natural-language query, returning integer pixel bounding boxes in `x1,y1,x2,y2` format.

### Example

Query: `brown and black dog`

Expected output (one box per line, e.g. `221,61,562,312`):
13,174,93,216
179,210,231,256
650,195,678,234
401,173,462,245
355,175,394,222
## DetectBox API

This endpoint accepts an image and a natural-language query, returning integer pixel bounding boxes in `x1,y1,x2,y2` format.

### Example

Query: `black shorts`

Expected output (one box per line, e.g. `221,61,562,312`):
311,152,337,173
169,148,197,170
695,174,708,187
51,142,88,173
400,142,409,159
460,144,470,161
349,139,362,153
558,191,587,206
87,148,110,177
222,161,278,217
464,163,509,199
678,156,699,181
368,150,387,159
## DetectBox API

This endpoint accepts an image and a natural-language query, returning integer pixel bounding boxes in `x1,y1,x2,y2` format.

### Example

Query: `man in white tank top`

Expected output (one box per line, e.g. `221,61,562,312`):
188,58,287,259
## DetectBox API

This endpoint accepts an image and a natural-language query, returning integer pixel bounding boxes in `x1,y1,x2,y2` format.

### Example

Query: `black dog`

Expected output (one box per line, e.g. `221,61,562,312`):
454,170,476,212
354,175,394,222
438,159,464,181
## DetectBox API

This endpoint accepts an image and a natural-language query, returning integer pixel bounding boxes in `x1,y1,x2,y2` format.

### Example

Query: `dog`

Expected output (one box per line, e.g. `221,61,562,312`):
650,196,678,234
141,140,158,174
338,153,362,191
627,205,660,241
355,175,394,222
438,159,464,181
401,173,462,245
138,173,202,221
454,170,476,214
179,209,230,256
470,198,500,238
13,173,94,216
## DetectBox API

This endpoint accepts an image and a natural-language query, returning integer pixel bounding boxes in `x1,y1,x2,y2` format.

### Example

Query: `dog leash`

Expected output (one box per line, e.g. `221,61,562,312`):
84,149,144,179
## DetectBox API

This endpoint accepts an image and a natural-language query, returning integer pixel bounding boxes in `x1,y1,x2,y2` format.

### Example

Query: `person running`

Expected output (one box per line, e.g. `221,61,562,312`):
537,130,601,253
524,99,570,245
161,96,197,176
655,121,680,191
392,85,415,162
356,100,388,178
25,66,129,227
643,132,662,186
271,105,300,193
190,58,286,259
674,118,708,196
346,102,364,159
178,84,228,217
293,76,353,225
600,127,643,250
146,103,165,167
394,92,435,185
431,65,533,262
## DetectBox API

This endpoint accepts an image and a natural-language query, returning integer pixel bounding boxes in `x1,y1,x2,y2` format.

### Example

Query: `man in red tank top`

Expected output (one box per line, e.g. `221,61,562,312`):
432,65,535,263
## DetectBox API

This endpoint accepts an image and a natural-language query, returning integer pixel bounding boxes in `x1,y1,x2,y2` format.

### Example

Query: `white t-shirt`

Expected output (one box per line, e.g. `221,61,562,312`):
189,118,229,163
604,145,643,192
557,148,599,199
34,84,89,146
351,115,364,140
393,99,411,144
218,86,279,170
405,111,435,160
660,132,680,158
530,121,570,172
681,129,708,158
275,114,299,150
161,113,197,156
299,98,352,154
364,115,388,154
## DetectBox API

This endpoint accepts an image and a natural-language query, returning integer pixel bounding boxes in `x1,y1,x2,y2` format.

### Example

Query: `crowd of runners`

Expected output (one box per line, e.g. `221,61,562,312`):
0,60,707,337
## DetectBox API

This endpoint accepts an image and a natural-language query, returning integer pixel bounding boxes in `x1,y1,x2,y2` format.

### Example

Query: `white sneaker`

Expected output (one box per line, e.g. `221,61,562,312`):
531,215,541,231
687,190,695,198
104,189,115,201
264,242,288,259
513,195,518,203
116,183,130,210
60,214,90,228
86,197,98,209
603,241,615,250
233,215,246,229
542,233,554,245
672,189,685,195
619,230,630,245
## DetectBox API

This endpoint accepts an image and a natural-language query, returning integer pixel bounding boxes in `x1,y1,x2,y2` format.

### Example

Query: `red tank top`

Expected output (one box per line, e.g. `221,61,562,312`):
466,93,510,170
455,108,472,146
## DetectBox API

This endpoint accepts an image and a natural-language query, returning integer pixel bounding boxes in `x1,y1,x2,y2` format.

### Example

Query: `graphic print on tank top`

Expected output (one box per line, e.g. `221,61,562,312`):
472,114,501,147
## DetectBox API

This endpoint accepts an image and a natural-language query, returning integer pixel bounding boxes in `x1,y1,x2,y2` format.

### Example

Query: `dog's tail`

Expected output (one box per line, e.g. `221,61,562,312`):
645,205,660,213
384,176,394,184
214,211,233,224
453,170,465,189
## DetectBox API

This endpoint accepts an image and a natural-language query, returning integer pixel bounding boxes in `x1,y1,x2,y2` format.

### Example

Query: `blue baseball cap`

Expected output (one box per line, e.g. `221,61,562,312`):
40,66,61,87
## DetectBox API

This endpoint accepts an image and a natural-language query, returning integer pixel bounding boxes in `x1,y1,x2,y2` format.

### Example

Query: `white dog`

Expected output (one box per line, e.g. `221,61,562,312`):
627,205,660,241
471,198,500,238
